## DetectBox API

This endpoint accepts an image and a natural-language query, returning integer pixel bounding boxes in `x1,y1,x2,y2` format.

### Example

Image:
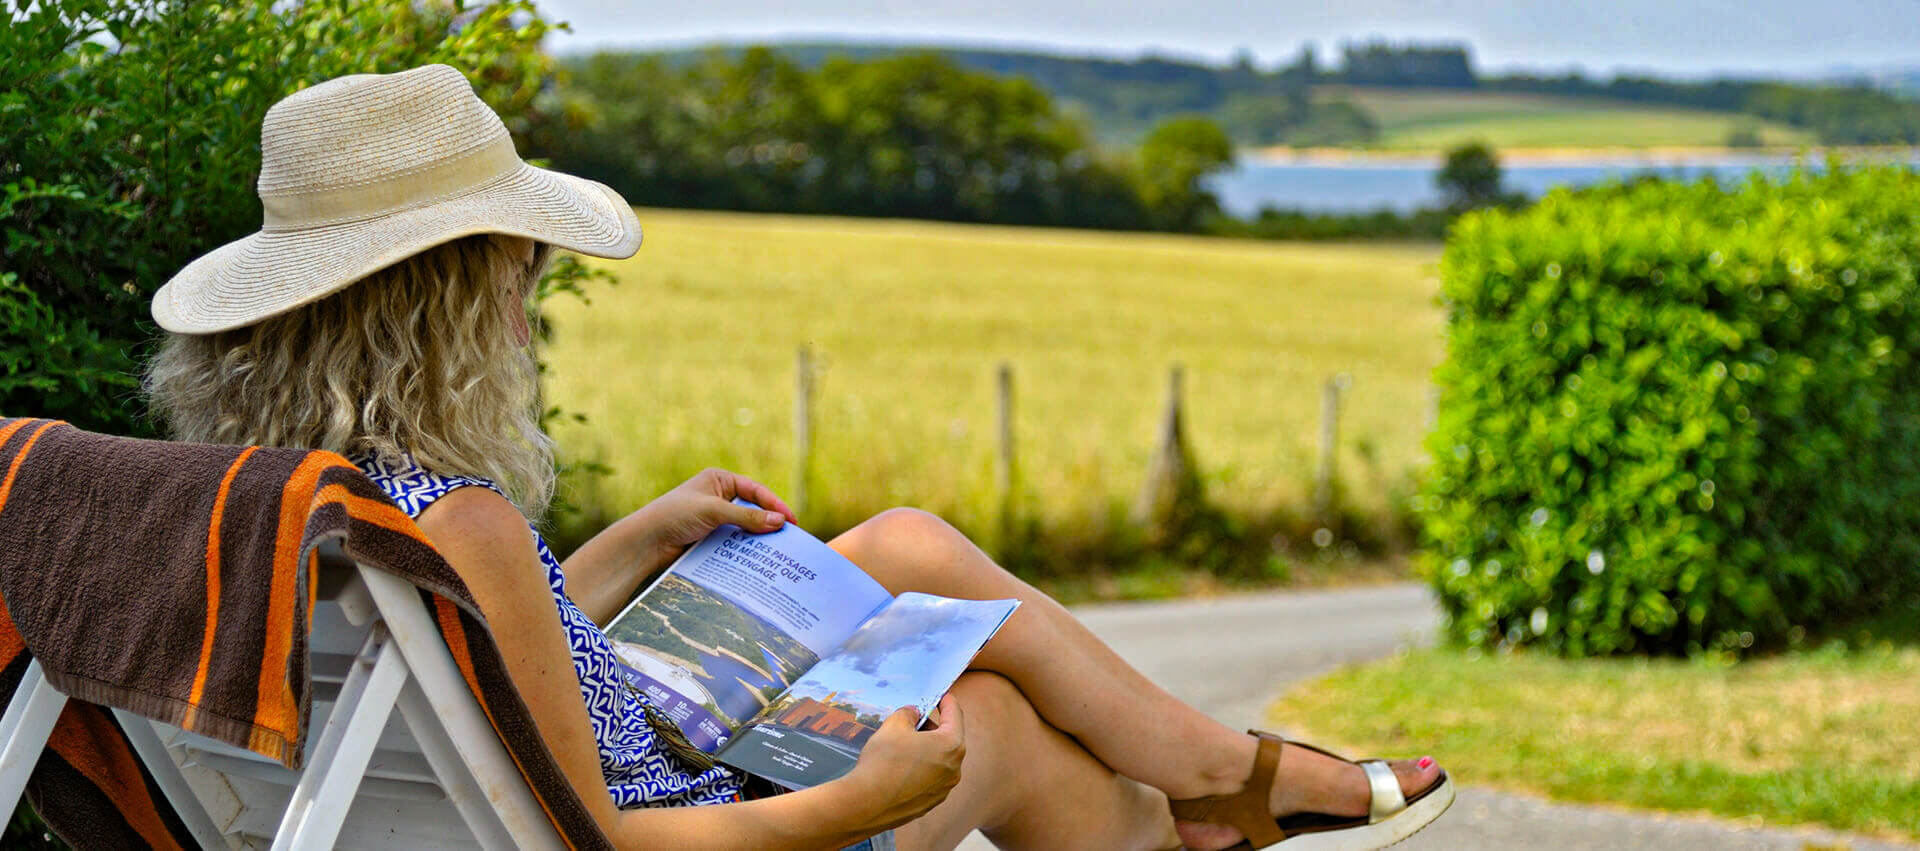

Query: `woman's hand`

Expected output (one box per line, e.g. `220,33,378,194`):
559,467,798,625
830,694,968,833
631,468,799,569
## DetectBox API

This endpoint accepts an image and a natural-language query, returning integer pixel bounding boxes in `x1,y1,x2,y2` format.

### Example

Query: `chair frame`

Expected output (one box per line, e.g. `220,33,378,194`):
0,542,567,850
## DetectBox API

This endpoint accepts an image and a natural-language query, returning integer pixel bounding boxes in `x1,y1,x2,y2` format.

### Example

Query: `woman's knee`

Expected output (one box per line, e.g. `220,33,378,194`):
948,670,1032,732
833,507,978,585
849,507,958,549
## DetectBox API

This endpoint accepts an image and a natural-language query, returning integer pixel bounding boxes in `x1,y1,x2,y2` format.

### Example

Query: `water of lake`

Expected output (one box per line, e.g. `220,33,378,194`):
1207,152,1920,216
695,647,789,723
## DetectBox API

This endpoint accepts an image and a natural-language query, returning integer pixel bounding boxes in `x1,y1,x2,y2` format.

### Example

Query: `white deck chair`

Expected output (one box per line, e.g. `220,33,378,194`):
0,540,570,850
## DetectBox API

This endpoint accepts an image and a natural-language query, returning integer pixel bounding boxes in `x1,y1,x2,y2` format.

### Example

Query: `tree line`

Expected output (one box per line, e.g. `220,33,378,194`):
537,48,1528,240
639,43,1379,147
532,49,1234,232
692,40,1920,146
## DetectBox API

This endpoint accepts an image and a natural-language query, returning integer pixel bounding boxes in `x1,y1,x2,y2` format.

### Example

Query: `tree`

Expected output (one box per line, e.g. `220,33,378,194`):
1293,44,1319,82
1137,116,1235,231
1339,41,1476,88
813,53,1084,222
1436,142,1504,211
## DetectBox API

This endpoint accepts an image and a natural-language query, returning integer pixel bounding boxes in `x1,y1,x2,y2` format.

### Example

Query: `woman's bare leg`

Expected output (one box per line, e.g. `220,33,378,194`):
893,672,1177,851
832,509,1439,850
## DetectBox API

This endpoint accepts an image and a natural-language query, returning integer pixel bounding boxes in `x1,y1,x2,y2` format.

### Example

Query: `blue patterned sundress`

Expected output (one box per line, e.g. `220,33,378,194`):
351,452,743,808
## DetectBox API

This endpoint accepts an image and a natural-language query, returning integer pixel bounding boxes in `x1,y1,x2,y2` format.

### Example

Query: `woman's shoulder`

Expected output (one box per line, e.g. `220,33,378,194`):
350,453,559,610
349,450,504,517
413,484,533,551
413,486,571,653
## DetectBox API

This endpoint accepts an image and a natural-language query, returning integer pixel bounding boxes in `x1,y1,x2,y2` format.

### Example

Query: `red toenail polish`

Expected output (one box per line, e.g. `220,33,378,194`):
1418,757,1434,770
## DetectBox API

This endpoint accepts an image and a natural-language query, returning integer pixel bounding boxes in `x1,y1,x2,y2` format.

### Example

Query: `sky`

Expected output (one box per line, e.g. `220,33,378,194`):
786,594,1014,717
535,0,1920,79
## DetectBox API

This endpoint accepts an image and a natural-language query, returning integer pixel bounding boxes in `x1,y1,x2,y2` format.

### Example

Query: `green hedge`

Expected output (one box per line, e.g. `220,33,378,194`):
1422,165,1920,656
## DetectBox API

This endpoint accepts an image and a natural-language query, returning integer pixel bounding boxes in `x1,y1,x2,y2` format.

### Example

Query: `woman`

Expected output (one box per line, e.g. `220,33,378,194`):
145,65,1450,851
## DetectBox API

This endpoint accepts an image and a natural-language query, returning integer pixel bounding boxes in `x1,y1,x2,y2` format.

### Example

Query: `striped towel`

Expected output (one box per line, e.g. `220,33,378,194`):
0,418,609,850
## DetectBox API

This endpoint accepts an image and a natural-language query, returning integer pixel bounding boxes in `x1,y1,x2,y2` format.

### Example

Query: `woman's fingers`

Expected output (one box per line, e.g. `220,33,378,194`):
736,475,799,524
932,693,965,744
708,468,799,524
712,495,786,533
882,705,921,731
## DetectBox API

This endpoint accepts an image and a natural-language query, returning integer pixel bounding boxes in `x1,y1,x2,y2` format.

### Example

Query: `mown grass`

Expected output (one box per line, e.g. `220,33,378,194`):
1269,604,1920,840
540,209,1443,571
1319,86,1814,150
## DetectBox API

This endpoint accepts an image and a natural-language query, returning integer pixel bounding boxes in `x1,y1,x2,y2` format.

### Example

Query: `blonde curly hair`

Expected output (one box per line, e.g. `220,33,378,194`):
145,234,556,518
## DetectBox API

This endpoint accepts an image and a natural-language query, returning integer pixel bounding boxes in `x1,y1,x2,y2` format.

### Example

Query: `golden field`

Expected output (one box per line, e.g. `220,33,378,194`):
542,208,1444,551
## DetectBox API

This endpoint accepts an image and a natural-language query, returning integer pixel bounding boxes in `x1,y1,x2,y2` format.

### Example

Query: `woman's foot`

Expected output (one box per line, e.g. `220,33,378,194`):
1174,739,1441,851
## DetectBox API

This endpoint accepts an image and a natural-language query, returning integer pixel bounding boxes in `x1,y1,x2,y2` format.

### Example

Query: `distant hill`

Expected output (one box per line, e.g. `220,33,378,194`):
1865,69,1920,100
1812,64,1920,100
1322,87,1814,151
599,41,1920,148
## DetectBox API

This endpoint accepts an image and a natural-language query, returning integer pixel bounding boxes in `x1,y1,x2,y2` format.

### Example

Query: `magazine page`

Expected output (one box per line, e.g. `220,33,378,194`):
604,503,895,752
714,593,1020,790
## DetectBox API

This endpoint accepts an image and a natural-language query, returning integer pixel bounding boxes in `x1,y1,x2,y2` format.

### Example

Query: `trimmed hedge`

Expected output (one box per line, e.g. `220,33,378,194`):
1422,165,1920,656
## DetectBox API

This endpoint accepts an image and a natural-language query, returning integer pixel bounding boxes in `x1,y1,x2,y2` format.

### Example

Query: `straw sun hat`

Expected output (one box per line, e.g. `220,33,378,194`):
152,63,641,334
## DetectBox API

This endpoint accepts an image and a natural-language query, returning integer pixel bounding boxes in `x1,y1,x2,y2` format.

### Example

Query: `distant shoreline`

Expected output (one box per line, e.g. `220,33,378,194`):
1241,145,1920,167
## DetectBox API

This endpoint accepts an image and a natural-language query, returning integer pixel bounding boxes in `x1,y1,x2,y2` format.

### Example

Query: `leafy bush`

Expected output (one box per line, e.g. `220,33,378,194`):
1422,164,1920,656
2,0,570,436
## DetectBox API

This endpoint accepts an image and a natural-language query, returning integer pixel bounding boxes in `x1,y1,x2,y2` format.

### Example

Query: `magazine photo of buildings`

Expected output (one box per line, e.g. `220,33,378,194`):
765,688,889,751
605,574,819,730
717,679,891,785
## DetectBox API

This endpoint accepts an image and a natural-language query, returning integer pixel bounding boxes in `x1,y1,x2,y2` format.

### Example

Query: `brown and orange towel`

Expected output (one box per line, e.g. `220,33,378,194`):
0,417,609,850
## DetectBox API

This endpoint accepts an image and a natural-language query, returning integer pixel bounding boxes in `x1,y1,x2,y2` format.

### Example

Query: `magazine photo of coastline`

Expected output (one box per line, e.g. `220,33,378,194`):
606,574,819,748
716,593,1019,790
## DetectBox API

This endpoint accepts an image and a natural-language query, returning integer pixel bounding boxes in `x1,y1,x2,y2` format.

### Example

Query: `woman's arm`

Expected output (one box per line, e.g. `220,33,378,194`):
418,485,954,849
559,468,796,625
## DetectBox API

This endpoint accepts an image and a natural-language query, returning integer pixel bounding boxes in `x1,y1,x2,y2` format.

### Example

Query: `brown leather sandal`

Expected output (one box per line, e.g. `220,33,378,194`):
1167,730,1454,851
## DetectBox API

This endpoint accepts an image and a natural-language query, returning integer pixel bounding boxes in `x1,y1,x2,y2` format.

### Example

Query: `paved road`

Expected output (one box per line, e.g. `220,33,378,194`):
956,583,1910,851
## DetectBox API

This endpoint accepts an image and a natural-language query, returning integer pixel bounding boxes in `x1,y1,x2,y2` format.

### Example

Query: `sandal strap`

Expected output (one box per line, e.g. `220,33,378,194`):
1166,731,1289,847
1358,759,1406,823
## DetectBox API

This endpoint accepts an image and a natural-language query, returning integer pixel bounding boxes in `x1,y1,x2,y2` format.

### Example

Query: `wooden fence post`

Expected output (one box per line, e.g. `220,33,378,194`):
996,363,1016,493
1134,364,1200,543
1313,374,1349,518
793,344,813,518
995,362,1016,546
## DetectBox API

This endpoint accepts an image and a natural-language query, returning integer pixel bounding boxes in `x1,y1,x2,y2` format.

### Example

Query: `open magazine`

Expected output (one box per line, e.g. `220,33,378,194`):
604,500,1019,790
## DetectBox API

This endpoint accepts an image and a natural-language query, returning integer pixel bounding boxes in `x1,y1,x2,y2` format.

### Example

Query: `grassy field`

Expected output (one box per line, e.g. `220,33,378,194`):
1318,86,1815,151
1270,607,1920,840
541,209,1444,563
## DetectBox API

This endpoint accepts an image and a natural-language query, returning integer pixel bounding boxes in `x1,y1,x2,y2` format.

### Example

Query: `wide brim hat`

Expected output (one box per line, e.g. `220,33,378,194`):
153,64,640,335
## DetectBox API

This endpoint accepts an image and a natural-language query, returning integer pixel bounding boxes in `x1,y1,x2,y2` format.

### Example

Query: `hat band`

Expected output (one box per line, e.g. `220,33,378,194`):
258,135,523,230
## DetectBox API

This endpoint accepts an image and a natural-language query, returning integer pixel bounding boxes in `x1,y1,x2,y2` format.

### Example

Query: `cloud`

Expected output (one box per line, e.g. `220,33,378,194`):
833,595,1008,677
